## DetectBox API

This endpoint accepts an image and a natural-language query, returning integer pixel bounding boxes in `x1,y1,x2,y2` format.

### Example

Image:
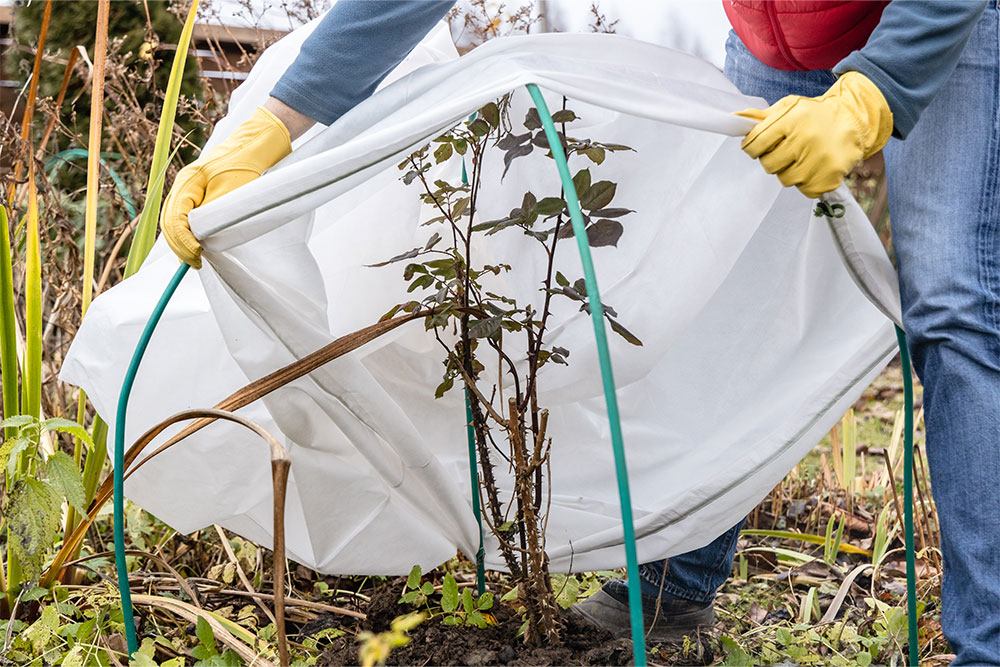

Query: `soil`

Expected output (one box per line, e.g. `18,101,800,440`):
318,579,653,666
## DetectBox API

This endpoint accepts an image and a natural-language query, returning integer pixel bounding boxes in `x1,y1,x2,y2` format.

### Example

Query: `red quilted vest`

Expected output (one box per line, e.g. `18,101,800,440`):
723,1,889,71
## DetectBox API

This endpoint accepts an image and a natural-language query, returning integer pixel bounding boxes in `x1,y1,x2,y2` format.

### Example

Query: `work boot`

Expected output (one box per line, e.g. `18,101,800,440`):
569,580,714,644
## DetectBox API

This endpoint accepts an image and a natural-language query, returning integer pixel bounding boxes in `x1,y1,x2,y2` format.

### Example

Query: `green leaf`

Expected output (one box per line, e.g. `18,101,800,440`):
399,590,421,604
435,376,455,399
461,588,474,614
2,434,31,479
420,581,434,596
523,108,541,130
41,418,93,450
608,317,643,347
452,197,470,218
535,197,566,216
468,316,502,339
572,169,591,196
502,143,534,177
480,102,500,128
369,247,422,268
579,180,616,211
500,586,519,602
467,611,487,628
550,110,577,124
1,415,35,430
586,219,624,248
407,274,435,293
7,478,63,581
555,272,570,288
441,575,459,613
21,586,49,603
406,565,422,590
433,142,453,164
468,119,490,137
196,616,217,655
591,208,633,219
583,146,605,165
44,450,87,514
476,592,494,610
720,636,753,666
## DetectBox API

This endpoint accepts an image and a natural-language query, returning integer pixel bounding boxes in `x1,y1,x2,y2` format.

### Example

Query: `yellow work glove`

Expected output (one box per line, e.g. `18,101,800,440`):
736,71,893,199
160,106,292,268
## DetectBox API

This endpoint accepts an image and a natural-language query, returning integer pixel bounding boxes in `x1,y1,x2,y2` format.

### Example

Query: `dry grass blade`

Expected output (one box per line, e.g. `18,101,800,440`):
819,562,872,624
6,0,52,208
214,524,277,625
83,0,110,315
130,594,276,667
35,48,80,160
63,549,203,608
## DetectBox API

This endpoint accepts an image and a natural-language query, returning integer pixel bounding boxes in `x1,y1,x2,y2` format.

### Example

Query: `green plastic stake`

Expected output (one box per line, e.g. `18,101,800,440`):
114,262,189,656
895,325,919,666
526,83,646,664
466,391,486,596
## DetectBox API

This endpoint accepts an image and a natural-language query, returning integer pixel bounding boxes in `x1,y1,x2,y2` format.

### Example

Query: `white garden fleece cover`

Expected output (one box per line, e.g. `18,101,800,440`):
62,21,903,575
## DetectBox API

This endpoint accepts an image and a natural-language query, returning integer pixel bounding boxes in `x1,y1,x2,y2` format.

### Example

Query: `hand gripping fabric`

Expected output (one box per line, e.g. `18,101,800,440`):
160,107,291,268
737,71,893,198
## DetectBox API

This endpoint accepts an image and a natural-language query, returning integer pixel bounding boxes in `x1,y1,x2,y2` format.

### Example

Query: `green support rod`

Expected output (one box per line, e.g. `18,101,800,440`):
465,391,486,596
526,83,647,665
114,262,189,656
895,325,919,666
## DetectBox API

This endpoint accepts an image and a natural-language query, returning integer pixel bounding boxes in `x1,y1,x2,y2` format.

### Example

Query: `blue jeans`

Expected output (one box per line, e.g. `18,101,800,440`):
664,18,999,664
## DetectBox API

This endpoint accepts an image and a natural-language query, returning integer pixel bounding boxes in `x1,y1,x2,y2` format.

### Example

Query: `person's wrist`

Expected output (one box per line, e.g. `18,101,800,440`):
263,96,316,142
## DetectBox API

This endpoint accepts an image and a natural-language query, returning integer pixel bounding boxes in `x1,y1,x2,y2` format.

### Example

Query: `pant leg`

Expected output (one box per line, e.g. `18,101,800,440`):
626,33,837,604
882,7,1000,664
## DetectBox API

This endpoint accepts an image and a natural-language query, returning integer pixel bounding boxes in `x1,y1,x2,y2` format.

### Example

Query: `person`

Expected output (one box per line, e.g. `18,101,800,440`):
161,1,999,662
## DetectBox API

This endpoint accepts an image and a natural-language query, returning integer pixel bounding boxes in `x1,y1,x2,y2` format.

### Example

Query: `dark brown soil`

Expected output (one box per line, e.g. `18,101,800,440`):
318,579,651,666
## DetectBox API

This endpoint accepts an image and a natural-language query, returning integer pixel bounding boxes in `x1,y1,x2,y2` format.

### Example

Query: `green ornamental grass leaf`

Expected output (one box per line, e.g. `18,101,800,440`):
44,450,87,514
7,478,63,581
441,574,459,613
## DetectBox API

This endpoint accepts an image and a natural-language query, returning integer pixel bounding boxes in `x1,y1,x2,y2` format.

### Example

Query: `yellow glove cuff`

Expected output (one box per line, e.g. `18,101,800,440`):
829,71,893,159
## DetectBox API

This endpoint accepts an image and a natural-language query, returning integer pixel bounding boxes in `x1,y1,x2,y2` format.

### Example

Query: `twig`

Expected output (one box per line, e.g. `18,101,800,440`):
214,525,276,625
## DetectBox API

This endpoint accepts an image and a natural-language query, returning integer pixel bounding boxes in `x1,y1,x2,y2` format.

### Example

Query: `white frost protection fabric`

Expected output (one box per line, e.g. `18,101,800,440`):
62,27,902,575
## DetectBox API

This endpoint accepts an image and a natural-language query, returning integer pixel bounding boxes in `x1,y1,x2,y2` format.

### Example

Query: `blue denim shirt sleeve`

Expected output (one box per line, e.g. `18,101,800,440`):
834,0,988,139
271,0,455,126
